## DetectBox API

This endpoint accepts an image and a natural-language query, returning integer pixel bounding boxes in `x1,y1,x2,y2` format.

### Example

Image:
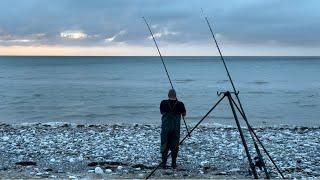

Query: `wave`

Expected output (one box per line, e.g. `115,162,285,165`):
4,122,320,130
245,91,273,95
110,105,153,109
174,79,195,83
299,104,318,108
281,90,300,94
216,79,229,84
61,113,117,119
33,93,42,97
186,115,234,120
248,80,269,85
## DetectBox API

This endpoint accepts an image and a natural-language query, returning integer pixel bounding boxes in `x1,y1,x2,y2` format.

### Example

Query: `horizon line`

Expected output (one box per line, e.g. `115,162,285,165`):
1,55,320,57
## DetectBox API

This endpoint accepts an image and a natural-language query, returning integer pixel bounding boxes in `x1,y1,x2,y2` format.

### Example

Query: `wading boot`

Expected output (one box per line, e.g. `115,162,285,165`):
172,158,177,169
162,154,168,169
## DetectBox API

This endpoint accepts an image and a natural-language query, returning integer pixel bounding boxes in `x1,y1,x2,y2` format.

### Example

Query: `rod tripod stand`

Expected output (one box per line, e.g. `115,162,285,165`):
146,91,284,179
219,91,267,178
143,15,285,179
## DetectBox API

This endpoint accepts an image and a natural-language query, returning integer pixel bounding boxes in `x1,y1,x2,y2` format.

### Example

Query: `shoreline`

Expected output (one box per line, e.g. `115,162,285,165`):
0,123,319,178
4,121,320,129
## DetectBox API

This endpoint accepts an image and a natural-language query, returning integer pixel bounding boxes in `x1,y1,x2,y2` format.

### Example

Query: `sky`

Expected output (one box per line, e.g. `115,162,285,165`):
0,0,319,56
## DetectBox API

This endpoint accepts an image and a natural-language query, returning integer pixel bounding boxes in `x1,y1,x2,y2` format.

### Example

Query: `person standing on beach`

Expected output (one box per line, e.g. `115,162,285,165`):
160,89,186,169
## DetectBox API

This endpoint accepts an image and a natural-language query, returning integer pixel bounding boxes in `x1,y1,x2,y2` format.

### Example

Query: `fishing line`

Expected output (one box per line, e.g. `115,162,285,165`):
142,17,191,136
142,17,174,89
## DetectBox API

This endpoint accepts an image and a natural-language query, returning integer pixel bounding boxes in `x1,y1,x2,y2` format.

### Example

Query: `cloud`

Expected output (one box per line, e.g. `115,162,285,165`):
148,27,179,39
151,24,158,29
60,30,88,40
0,39,33,43
0,33,48,45
105,30,126,42
0,0,320,55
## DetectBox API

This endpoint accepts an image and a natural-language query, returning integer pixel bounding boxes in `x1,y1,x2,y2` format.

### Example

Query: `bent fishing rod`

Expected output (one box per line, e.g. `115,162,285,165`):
203,14,284,178
142,17,191,137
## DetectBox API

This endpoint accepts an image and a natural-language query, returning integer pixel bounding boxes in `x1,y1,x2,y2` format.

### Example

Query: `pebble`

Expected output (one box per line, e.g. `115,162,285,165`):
229,168,240,172
200,160,209,167
69,158,75,163
2,136,9,141
105,169,112,173
36,172,43,176
0,123,318,179
217,171,227,175
78,156,84,161
304,168,312,173
94,167,104,174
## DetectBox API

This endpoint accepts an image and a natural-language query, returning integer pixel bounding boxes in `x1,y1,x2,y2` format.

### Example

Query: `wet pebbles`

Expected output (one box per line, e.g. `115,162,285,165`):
0,123,319,178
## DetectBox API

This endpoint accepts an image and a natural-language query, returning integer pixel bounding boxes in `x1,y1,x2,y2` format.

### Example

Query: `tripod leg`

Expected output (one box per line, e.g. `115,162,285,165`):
226,92,258,179
254,142,270,178
230,97,283,178
230,97,270,178
179,94,226,145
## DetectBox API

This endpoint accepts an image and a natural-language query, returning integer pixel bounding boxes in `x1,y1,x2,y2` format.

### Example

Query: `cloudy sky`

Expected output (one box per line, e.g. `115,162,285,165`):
0,0,319,56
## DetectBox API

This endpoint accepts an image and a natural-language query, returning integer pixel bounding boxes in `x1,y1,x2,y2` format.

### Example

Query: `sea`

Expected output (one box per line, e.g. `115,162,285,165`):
0,56,319,127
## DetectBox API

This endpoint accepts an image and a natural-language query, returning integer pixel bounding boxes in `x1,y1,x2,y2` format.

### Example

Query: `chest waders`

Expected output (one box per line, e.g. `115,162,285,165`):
160,101,181,167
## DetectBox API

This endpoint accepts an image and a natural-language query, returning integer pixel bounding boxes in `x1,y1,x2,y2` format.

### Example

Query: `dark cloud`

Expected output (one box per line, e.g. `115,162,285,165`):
0,0,319,47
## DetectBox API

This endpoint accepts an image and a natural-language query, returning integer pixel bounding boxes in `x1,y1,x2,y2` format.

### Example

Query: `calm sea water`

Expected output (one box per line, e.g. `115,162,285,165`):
0,56,319,127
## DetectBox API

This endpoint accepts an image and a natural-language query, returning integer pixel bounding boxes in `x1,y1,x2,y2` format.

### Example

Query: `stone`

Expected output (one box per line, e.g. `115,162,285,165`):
36,172,43,176
216,171,228,175
88,169,95,173
200,160,209,167
15,161,37,166
94,167,104,174
69,158,75,163
304,168,312,173
2,136,9,141
229,168,240,172
105,169,112,173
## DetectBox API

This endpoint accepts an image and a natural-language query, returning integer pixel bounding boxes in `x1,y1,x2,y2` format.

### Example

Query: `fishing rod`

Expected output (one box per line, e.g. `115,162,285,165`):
142,17,191,137
202,12,284,178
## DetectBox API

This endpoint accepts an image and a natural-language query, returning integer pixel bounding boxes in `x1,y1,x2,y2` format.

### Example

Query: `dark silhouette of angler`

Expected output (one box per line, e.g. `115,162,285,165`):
142,17,191,136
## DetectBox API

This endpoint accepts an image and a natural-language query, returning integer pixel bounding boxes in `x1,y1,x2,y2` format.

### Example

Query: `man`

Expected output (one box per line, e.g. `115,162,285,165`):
160,89,186,169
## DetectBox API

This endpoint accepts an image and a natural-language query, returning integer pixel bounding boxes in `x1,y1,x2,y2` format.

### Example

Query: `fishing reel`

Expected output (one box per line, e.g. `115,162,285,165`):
254,156,263,170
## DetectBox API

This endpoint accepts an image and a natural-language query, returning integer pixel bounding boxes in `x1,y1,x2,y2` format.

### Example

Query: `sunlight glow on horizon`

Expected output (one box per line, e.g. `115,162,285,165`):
0,44,319,56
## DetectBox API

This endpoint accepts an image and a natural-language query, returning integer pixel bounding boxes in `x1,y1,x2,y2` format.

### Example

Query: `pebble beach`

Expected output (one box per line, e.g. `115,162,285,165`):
0,122,319,179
